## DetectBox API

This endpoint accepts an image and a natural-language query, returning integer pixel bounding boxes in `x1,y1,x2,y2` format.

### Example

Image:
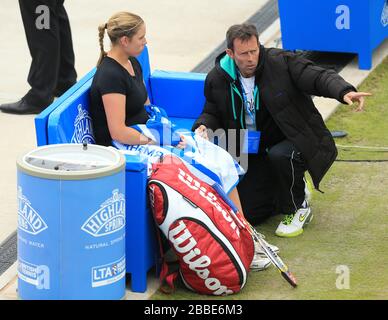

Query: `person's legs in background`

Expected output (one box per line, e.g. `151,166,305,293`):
0,0,76,114
19,0,59,109
54,0,77,96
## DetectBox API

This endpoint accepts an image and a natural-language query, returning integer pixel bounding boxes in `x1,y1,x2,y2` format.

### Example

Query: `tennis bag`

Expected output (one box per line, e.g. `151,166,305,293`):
148,155,254,295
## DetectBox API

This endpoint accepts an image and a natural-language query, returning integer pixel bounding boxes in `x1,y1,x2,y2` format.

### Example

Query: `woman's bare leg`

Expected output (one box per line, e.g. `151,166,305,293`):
229,187,245,216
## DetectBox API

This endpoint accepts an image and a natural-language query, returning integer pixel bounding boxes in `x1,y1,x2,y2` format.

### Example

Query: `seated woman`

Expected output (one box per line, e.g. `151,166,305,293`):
89,11,277,272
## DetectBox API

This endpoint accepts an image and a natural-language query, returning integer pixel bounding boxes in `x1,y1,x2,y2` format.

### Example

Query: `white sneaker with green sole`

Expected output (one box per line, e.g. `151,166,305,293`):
275,200,313,237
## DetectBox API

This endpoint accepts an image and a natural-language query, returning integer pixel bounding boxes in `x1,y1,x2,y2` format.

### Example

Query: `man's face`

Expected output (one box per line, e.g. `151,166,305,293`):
226,36,259,78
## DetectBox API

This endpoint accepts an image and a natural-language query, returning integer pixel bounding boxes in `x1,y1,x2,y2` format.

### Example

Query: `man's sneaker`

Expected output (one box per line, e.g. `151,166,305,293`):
275,200,313,238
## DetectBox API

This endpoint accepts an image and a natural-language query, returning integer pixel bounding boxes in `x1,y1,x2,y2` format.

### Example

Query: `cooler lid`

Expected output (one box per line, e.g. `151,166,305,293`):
17,144,125,180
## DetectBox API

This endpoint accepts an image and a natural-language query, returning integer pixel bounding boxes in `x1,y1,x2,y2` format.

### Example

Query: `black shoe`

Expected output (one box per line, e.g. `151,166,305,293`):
0,99,45,115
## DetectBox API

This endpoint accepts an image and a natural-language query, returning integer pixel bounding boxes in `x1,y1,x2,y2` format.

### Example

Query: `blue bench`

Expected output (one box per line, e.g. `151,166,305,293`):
34,46,206,293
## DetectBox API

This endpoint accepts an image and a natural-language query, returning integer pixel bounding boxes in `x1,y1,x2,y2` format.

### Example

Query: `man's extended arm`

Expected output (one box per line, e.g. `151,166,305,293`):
286,52,371,110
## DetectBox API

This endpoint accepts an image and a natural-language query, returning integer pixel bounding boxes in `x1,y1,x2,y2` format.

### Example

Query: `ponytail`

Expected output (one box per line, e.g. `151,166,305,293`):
97,23,107,66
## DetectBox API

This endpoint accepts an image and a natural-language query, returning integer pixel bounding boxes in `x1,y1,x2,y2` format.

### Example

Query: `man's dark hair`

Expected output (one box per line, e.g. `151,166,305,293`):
226,24,259,51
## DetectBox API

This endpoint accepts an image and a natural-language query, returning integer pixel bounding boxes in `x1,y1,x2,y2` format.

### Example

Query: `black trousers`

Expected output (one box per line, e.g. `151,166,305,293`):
19,0,77,107
237,139,307,225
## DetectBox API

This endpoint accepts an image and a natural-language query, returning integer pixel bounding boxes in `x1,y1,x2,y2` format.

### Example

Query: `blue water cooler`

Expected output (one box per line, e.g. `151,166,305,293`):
16,144,126,300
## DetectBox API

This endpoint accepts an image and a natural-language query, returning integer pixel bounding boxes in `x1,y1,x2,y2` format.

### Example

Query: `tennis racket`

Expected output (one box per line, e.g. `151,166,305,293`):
244,219,298,288
211,183,298,288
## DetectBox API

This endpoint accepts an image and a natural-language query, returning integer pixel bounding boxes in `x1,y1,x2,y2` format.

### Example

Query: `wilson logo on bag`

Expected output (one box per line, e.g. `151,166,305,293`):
148,155,253,295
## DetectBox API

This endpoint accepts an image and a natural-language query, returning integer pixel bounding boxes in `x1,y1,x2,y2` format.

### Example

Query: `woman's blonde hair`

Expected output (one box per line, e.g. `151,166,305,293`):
97,12,144,66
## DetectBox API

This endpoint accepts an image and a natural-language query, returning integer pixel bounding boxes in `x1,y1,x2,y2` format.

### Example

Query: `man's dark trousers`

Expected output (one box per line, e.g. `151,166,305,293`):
19,0,77,107
237,139,307,225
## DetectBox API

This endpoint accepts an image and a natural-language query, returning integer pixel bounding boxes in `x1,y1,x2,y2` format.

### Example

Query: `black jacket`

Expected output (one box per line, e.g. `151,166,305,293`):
192,46,356,189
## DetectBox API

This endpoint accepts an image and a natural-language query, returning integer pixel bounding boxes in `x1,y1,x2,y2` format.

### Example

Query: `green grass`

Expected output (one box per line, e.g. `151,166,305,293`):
150,57,388,300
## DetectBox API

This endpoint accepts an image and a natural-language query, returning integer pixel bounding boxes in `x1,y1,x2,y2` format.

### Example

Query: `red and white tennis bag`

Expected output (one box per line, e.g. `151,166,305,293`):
148,155,254,296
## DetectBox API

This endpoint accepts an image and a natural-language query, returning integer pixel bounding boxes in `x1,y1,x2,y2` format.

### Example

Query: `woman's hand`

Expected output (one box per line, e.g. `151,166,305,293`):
176,135,187,149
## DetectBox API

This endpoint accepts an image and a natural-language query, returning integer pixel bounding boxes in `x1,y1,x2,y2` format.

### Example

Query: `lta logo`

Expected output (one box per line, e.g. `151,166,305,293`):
18,187,48,235
91,256,126,287
81,189,125,237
